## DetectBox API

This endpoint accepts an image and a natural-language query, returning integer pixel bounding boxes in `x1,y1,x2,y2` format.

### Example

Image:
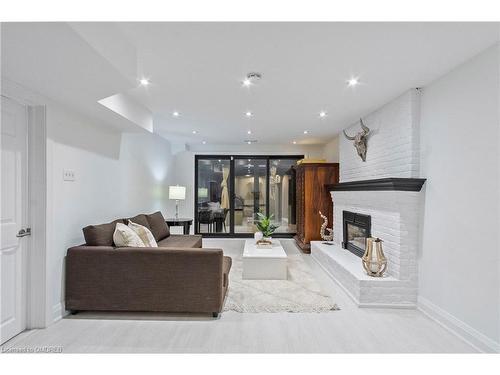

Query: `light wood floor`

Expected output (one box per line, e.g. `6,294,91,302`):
1,239,476,353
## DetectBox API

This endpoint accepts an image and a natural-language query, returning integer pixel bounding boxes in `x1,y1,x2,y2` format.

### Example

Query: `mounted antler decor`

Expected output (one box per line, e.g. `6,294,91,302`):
319,211,333,242
343,118,370,162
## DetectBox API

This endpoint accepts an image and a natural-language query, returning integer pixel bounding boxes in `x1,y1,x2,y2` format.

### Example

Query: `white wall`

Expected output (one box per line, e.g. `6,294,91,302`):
419,44,500,351
45,101,175,322
171,150,196,232
188,143,325,157
339,89,420,182
322,136,339,163
98,93,153,132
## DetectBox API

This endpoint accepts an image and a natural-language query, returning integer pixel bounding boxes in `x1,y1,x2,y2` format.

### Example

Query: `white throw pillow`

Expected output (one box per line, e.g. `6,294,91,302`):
113,223,146,248
128,220,158,247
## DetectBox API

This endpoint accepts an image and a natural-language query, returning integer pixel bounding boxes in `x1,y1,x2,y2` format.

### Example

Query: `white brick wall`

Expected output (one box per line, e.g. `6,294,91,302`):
340,89,421,182
311,89,424,307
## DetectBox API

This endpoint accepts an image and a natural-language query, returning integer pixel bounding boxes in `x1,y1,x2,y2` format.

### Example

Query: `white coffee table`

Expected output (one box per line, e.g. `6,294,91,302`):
242,239,288,280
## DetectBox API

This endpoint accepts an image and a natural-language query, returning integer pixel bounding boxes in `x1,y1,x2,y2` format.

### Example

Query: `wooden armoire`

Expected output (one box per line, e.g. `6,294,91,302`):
293,163,339,253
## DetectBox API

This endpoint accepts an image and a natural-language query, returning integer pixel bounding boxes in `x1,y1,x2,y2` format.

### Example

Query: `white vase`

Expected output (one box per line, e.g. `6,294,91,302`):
254,231,263,242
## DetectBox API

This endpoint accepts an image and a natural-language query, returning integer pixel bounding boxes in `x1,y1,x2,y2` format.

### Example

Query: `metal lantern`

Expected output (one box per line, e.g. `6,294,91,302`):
362,237,387,277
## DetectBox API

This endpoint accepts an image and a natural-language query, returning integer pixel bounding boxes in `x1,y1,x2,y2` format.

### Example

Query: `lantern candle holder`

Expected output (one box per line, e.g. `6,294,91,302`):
362,237,387,277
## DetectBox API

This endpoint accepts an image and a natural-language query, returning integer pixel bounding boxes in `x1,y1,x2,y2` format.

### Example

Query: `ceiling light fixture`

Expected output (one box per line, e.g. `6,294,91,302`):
202,140,206,144
303,130,309,134
319,111,327,118
247,130,252,134
192,130,197,134
241,72,262,87
245,111,253,117
172,111,180,117
347,77,359,87
245,140,257,145
293,141,297,144
139,78,150,86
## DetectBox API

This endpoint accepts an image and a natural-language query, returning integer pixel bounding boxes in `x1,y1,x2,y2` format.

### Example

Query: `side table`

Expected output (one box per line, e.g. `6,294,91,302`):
165,218,193,235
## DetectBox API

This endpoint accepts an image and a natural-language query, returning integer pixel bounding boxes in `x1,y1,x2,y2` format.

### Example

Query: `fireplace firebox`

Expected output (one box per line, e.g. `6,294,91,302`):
342,211,371,258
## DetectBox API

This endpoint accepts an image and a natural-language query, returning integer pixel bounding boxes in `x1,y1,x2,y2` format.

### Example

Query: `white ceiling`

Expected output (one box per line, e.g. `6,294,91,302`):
2,22,499,146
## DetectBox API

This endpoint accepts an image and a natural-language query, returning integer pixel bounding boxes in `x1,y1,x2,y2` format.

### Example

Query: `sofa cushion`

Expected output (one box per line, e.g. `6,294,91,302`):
157,234,202,249
83,219,124,246
113,223,146,248
146,211,170,241
126,214,150,229
128,220,158,247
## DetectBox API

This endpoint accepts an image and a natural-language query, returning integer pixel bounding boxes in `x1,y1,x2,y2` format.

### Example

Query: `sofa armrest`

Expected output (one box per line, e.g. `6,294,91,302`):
65,246,226,313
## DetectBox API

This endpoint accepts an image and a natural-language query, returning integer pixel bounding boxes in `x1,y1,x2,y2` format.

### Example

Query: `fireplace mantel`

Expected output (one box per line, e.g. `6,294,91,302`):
326,177,426,192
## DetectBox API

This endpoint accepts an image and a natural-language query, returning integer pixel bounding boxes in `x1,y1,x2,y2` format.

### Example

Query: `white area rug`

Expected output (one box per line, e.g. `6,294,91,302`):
221,240,339,313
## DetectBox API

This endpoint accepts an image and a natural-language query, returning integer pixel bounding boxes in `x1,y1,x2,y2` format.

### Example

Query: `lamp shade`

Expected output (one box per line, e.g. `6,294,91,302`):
198,187,208,198
169,185,186,200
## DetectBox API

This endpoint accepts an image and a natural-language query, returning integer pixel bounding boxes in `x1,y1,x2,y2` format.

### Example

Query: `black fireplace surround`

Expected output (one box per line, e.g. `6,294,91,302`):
342,211,371,258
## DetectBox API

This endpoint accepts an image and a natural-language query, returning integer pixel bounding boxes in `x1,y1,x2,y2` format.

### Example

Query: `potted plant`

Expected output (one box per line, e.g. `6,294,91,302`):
255,213,279,245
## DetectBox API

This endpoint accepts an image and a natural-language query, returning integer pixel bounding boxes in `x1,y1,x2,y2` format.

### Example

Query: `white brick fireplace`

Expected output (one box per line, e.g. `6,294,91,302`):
312,89,425,308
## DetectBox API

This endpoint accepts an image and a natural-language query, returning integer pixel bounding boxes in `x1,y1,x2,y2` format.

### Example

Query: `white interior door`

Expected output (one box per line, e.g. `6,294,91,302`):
1,96,28,344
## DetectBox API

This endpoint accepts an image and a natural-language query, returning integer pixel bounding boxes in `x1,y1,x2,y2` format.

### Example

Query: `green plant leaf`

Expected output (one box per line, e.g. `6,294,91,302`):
254,212,278,237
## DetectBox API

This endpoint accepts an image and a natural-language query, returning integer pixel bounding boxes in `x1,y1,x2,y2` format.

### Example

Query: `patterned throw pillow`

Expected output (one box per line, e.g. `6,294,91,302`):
113,223,146,248
128,220,158,247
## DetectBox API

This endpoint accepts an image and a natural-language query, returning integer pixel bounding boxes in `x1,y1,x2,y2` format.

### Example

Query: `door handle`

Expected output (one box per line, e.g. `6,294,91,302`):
16,228,31,238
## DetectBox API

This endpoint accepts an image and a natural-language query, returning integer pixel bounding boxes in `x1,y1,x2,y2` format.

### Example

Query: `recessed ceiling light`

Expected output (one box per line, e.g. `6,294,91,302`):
139,78,150,86
347,77,359,87
245,111,253,117
242,72,262,87
319,111,327,118
303,130,309,134
202,140,206,144
293,141,297,144
172,111,180,117
247,141,252,144
192,130,197,134
247,130,252,134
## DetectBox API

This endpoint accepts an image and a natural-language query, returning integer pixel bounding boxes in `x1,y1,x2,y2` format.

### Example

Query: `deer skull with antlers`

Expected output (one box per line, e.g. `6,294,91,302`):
343,118,370,162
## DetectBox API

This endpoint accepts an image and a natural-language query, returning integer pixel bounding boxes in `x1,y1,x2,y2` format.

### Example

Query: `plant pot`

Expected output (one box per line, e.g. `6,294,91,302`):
254,231,263,242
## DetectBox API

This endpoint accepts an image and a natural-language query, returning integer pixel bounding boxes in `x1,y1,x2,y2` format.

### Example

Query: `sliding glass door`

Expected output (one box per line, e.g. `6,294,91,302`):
195,155,303,237
195,157,231,234
233,157,267,234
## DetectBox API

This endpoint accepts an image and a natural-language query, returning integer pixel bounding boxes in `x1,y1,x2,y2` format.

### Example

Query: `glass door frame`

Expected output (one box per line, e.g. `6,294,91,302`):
194,154,304,238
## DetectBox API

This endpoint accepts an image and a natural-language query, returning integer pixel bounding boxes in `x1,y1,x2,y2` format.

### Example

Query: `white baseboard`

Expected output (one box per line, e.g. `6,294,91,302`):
358,302,415,309
51,302,68,324
418,296,499,353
